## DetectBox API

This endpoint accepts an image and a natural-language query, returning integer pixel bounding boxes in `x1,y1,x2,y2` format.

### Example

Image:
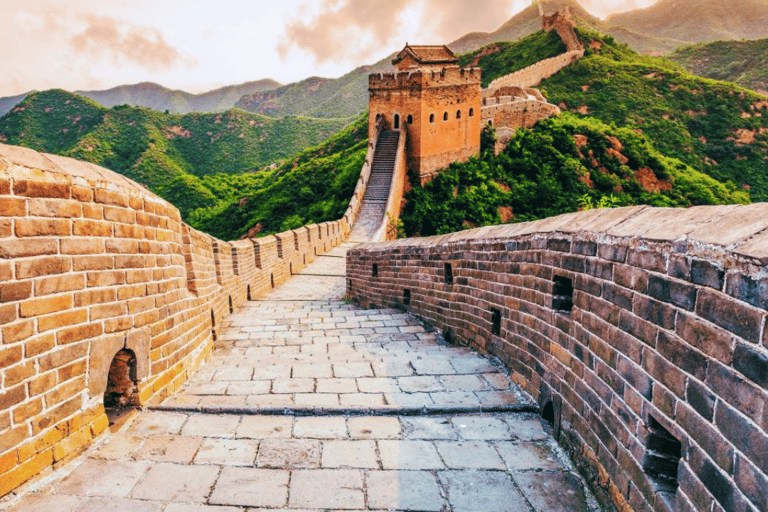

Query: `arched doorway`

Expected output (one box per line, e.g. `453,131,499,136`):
394,114,400,130
104,348,140,430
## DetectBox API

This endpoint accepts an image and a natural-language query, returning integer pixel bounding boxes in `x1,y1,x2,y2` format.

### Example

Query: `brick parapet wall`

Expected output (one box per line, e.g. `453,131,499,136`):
0,143,349,496
487,49,585,91
347,204,768,512
369,66,482,92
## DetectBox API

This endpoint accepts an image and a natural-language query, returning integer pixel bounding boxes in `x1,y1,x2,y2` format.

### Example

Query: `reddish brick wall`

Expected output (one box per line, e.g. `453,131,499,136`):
0,143,349,496
347,204,768,512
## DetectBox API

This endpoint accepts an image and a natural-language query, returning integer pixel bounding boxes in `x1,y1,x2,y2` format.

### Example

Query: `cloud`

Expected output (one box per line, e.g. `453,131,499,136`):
277,0,518,64
70,14,195,72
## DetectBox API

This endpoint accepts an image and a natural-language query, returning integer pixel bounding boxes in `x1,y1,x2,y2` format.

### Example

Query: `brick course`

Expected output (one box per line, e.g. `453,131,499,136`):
347,204,768,512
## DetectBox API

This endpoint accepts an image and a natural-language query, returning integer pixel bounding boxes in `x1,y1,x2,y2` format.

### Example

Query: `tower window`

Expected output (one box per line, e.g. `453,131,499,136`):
394,114,400,129
491,308,501,336
407,115,413,124
457,110,462,119
373,263,379,278
403,289,411,306
469,108,474,117
430,114,435,123
443,112,448,121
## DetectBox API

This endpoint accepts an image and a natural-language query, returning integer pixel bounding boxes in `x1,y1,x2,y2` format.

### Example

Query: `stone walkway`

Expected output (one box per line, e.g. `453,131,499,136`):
2,239,598,512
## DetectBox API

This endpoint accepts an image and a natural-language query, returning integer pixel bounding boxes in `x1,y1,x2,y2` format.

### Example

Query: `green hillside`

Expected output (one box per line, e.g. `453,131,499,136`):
188,116,369,240
402,115,748,236
667,39,768,95
0,90,353,218
538,29,768,200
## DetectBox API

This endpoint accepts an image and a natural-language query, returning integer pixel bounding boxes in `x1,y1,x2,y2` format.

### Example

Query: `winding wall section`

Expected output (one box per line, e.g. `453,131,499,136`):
347,204,768,512
0,143,352,496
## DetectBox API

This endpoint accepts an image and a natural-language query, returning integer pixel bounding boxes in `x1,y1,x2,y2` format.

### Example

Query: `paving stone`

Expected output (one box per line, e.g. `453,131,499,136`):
372,361,414,377
398,375,444,392
348,416,402,439
439,470,528,512
435,441,506,469
495,441,562,471
411,357,457,375
245,394,293,407
181,414,240,438
515,471,588,512
163,504,243,512
57,459,150,498
252,365,291,380
502,414,548,441
213,367,254,381
72,498,163,512
289,470,365,509
91,434,143,460
366,470,447,511
385,392,434,408
316,377,358,393
322,440,379,468
237,416,293,439
199,395,248,407
272,378,315,393
378,440,445,469
401,417,457,439
451,357,499,374
294,393,340,407
356,377,400,393
452,416,513,440
194,438,258,466
226,380,272,395
131,462,219,502
339,392,386,407
292,364,333,378
5,494,81,512
209,467,289,508
474,390,519,406
128,412,187,436
257,439,321,468
481,372,513,390
439,374,492,391
185,382,230,395
134,435,202,463
429,391,482,407
293,416,348,438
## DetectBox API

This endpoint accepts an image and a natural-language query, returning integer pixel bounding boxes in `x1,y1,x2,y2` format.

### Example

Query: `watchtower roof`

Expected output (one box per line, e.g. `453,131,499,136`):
392,44,458,67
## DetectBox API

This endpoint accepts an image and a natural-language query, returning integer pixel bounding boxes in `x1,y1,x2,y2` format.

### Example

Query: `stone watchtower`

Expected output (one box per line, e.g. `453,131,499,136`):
369,44,482,185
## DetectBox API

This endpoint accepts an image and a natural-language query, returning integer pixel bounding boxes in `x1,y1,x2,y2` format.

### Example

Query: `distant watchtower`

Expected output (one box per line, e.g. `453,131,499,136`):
369,44,482,185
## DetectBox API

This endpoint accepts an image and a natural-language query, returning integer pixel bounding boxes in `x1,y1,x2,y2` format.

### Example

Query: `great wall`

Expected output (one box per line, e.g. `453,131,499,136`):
1,7,767,512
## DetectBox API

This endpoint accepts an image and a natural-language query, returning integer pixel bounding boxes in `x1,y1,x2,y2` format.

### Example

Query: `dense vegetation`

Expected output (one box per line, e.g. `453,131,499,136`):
458,31,566,88
667,39,768,95
189,116,368,240
539,29,768,200
401,114,748,236
0,90,353,218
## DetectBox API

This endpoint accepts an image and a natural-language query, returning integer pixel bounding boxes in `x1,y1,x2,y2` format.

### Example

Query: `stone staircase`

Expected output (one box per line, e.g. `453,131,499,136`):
348,130,400,242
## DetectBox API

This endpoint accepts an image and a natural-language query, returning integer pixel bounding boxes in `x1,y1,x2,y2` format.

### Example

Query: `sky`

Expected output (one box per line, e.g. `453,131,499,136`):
0,0,658,98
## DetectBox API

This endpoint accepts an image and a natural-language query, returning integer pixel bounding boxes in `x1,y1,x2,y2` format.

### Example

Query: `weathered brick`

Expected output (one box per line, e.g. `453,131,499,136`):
25,333,56,357
707,361,765,422
614,265,648,293
73,219,112,237
656,330,708,381
38,309,87,332
668,254,690,280
0,449,53,497
633,295,676,330
15,180,70,199
698,458,740,512
598,243,627,262
617,355,652,400
0,178,9,194
678,402,733,473
627,249,666,273
0,345,22,368
27,371,57,395
696,288,764,344
4,360,35,386
686,378,716,422
603,282,634,310
27,198,82,218
648,275,697,311
643,348,687,397
35,274,85,297
15,218,70,237
0,385,26,411
57,323,102,345
58,360,87,383
104,206,136,224
0,219,11,238
734,454,768,512
60,238,104,255
618,311,658,346
0,303,16,324
0,238,57,258
38,343,88,372
90,302,127,320
73,255,113,272
732,342,768,388
74,288,116,307
20,294,73,318
32,396,80,434
105,239,139,254
87,270,125,287
2,320,34,344
691,259,725,290
0,197,27,217
71,185,92,202
0,281,33,303
94,188,129,207
676,313,734,364
52,425,92,462
715,401,768,473
13,397,43,424
16,257,70,279
81,203,102,219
